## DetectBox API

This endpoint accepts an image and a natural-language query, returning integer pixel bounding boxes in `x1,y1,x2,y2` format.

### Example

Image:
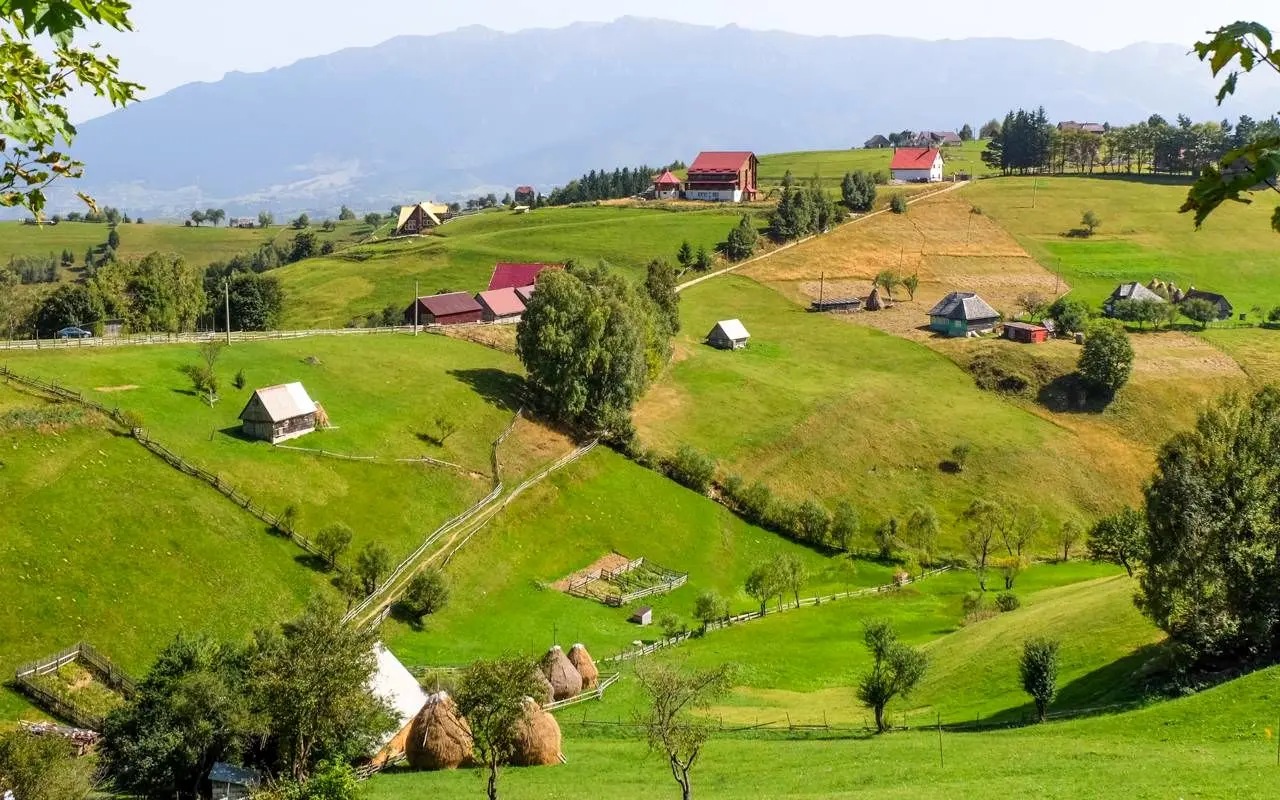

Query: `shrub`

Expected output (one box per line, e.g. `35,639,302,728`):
737,481,774,526
118,409,144,430
1268,306,1280,323
996,592,1021,612
232,369,246,390
664,444,716,494
320,241,336,255
889,194,908,214
794,499,831,543
1079,319,1134,396
962,591,998,625
949,441,971,472
872,518,899,559
1020,638,1060,722
720,473,745,503
659,612,684,639
401,567,449,620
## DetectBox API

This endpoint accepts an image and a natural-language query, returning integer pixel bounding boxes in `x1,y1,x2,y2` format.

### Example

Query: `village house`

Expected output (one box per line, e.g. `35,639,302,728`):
684,151,759,202
404,292,484,326
1183,288,1234,320
928,292,1000,337
238,382,319,444
1103,282,1165,316
912,131,963,147
393,203,442,236
367,643,428,767
863,134,891,149
1058,121,1106,135
515,284,537,304
707,319,750,350
652,170,682,200
488,262,560,292
475,287,526,322
228,217,257,229
514,186,536,205
890,147,945,182
1004,321,1050,344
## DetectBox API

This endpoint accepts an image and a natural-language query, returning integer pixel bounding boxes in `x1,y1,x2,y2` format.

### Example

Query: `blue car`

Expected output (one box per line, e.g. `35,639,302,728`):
56,327,92,339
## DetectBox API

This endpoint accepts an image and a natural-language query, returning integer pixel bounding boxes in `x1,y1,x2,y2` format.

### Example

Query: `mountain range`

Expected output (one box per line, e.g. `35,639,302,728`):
46,17,1280,217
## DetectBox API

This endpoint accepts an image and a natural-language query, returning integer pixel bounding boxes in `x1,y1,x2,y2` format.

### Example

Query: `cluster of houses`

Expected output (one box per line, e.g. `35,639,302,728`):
864,131,964,149
403,262,559,326
1103,280,1234,320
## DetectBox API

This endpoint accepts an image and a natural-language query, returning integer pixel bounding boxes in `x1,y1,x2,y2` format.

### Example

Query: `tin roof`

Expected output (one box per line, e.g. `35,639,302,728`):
488,263,559,291
891,147,943,170
239,382,316,423
928,292,1000,321
419,292,483,317
709,319,750,340
653,170,681,186
688,151,755,175
476,287,526,317
209,763,261,787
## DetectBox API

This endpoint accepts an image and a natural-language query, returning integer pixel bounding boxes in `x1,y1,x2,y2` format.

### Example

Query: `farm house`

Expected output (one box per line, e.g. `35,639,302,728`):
652,170,682,199
928,292,1000,337
238,383,319,443
488,262,560,291
1103,282,1165,316
404,292,484,326
475,287,526,322
1004,321,1050,343
684,151,759,202
707,319,750,350
394,203,443,236
890,147,944,182
368,643,429,767
1183,288,1234,320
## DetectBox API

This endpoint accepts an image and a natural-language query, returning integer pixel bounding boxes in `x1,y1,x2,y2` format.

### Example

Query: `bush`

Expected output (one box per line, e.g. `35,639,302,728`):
1048,297,1091,336
659,612,684,639
794,499,831,543
889,194,908,214
401,567,449,621
962,591,997,624
949,441,971,472
1079,319,1134,396
320,241,336,255
664,444,716,494
996,592,1021,612
1268,306,1280,323
232,369,246,390
737,481,774,526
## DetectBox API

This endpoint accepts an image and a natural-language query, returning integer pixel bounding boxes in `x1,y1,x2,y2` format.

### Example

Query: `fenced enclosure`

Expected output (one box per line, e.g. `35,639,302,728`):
13,642,137,730
565,555,688,607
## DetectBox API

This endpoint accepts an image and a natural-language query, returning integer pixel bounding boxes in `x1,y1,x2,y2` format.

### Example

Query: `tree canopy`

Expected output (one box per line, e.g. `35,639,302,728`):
1078,319,1133,396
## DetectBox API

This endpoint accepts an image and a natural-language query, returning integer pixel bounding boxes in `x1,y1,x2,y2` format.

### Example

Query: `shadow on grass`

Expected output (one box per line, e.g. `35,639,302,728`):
293,552,331,573
1036,373,1115,413
448,368,526,410
389,602,425,632
218,424,259,443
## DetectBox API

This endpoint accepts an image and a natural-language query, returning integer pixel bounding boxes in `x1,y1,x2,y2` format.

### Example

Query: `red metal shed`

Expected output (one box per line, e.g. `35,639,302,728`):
1004,321,1049,344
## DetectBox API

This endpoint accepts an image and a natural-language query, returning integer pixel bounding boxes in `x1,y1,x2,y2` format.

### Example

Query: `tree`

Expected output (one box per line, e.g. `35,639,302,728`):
774,552,808,607
338,205,355,221
258,211,274,228
1048,296,1090,336
0,728,94,800
770,185,813,241
1020,638,1060,722
676,240,694,271
101,635,253,798
794,499,830,544
0,1,142,218
293,213,310,229
980,118,1002,139
206,208,225,227
744,560,780,615
221,272,284,331
247,598,395,779
872,518,899,560
1001,506,1041,558
664,444,715,494
314,523,353,568
693,245,712,272
362,212,380,226
1058,519,1083,562
692,590,725,633
959,123,975,141
889,194,908,214
321,219,335,232
1181,297,1218,328
1081,209,1102,235
723,214,760,261
1182,22,1280,233
659,612,684,639
190,210,206,227
902,273,920,301
401,567,449,621
830,501,860,552
291,231,318,261
107,227,120,249
355,541,392,595
856,620,928,733
645,259,680,335
904,505,940,564
962,498,1002,590
1016,292,1048,320
874,270,900,301
1087,506,1146,577
634,663,734,800
454,656,544,800
841,170,876,212
1078,320,1133,396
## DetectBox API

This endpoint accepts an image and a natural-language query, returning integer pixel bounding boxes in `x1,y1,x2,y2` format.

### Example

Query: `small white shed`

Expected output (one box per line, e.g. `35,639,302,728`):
707,319,750,350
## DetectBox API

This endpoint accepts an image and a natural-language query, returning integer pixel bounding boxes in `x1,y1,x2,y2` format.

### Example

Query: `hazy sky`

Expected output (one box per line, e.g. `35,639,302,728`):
69,0,1272,120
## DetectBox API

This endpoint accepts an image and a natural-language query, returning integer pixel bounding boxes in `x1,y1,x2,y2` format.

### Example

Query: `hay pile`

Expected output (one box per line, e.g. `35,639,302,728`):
541,645,582,701
405,691,473,771
567,643,599,690
511,697,562,767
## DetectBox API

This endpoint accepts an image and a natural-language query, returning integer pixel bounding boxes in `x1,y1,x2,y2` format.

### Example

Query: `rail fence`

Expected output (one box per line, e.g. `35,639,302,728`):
603,566,952,663
541,673,621,712
271,442,480,477
566,556,689,607
13,642,138,730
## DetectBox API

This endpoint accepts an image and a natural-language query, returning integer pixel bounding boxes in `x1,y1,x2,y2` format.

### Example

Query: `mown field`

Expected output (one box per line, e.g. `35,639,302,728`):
963,175,1280,313
0,381,328,719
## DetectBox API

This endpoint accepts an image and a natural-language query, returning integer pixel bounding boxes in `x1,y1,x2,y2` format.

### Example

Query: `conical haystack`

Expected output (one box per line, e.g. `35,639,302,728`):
511,697,562,767
866,286,884,311
405,691,473,771
541,645,583,701
530,668,554,705
567,643,599,690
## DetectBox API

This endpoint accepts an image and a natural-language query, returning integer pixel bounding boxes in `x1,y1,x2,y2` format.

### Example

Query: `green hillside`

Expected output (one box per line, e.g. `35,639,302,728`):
758,140,993,191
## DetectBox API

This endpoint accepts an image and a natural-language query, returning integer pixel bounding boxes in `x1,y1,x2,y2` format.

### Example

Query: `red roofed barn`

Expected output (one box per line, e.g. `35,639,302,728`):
652,170,682,200
890,148,944,183
487,263,560,292
404,292,484,326
685,151,758,202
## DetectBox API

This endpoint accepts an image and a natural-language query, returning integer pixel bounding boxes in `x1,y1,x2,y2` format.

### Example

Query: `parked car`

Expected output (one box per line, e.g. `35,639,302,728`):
56,327,92,339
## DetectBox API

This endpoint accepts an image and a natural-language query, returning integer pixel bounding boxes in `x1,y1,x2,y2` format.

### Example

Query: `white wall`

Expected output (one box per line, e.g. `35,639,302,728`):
685,188,743,202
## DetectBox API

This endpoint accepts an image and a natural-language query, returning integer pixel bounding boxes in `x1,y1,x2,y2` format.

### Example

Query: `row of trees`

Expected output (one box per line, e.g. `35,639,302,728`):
544,161,686,206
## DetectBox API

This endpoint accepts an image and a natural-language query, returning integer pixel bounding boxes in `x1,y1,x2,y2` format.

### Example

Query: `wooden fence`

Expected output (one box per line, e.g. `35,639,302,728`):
13,642,138,730
610,573,688,607
603,566,952,663
540,672,621,712
566,556,689,607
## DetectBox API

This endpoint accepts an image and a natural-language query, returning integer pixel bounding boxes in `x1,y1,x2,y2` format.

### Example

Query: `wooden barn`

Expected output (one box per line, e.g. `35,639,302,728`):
367,643,428,768
928,292,1000,337
238,382,318,444
515,284,536,303
707,319,750,350
685,151,759,202
394,203,442,236
475,287,526,322
488,262,560,292
404,292,484,326
1004,321,1050,343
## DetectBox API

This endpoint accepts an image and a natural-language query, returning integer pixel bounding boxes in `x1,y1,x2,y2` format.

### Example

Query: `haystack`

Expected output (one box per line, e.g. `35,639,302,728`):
511,697,562,767
567,643,599,690
541,645,583,701
405,691,473,771
866,286,885,311
530,668,554,705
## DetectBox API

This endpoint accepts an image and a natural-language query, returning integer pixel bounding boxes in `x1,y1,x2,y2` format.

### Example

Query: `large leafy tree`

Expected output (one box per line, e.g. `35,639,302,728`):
644,258,680,336
1078,319,1133,396
1182,22,1280,232
1,1,142,217
94,252,205,333
1140,387,1280,665
0,728,93,800
856,620,927,732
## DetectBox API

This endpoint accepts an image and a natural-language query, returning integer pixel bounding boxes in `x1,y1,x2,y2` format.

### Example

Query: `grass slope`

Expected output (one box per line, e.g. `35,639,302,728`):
0,383,328,720
758,141,992,193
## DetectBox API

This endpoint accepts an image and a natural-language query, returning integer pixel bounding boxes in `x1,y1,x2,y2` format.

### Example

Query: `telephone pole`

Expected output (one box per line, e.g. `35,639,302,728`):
414,280,419,335
224,278,231,345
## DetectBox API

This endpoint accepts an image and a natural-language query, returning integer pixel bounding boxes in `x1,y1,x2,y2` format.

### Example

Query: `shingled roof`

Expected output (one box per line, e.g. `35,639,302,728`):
928,291,1000,321
1108,282,1165,305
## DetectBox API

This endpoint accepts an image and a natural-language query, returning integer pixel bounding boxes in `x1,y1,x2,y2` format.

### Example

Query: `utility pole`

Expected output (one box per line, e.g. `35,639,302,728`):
1031,177,1039,209
414,280,419,335
818,271,825,305
224,278,231,345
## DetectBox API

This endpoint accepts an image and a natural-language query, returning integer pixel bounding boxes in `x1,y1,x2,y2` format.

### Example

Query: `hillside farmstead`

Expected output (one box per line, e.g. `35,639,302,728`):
1103,281,1165,317
1183,288,1234,320
890,147,945,182
685,151,759,202
394,203,443,236
928,292,1000,337
652,170,682,200
238,383,318,443
707,319,750,350
404,292,484,326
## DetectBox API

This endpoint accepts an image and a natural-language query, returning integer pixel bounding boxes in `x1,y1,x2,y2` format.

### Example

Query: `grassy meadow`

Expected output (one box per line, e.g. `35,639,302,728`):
758,140,993,193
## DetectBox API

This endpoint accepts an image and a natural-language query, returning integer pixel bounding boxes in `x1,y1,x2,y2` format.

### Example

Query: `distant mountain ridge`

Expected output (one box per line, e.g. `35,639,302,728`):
41,17,1280,217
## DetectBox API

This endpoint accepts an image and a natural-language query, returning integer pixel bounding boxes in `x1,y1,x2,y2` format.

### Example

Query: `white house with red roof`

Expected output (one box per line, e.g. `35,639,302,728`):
890,147,945,183
685,151,758,202
652,170,682,200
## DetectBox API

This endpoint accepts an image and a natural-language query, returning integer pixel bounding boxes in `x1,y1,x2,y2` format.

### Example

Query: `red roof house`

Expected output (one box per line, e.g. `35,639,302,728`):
514,185,536,203
487,263,560,291
652,170,682,199
890,148,944,182
403,292,484,326
475,288,527,322
685,152,758,202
